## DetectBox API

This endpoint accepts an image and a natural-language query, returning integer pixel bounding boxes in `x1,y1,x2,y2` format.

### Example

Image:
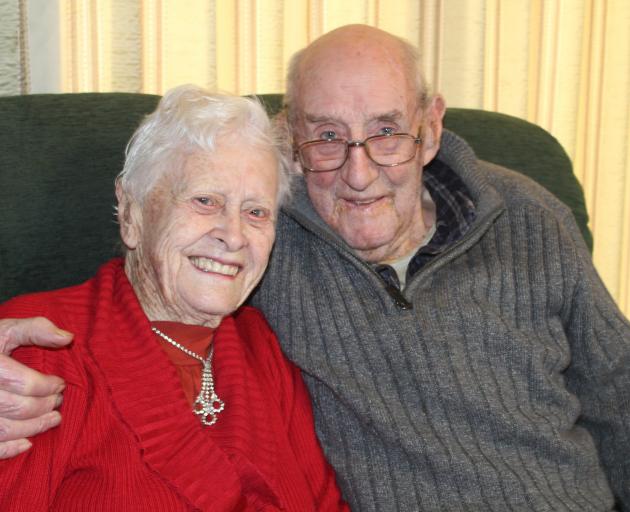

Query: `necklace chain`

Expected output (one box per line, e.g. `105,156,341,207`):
151,326,225,426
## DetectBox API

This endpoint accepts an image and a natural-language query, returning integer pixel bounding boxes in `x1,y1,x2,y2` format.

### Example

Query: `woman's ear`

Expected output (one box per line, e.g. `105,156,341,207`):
421,94,446,165
116,181,141,250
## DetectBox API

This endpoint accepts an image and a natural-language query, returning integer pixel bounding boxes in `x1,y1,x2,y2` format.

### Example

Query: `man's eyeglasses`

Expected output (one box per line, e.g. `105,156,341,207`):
294,130,423,173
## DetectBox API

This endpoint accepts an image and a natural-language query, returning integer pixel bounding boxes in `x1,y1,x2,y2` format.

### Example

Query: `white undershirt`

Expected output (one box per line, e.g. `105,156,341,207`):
390,222,437,289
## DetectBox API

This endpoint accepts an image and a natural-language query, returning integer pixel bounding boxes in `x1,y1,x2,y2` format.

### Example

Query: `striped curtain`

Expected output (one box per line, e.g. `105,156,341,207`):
5,0,630,317
0,0,28,94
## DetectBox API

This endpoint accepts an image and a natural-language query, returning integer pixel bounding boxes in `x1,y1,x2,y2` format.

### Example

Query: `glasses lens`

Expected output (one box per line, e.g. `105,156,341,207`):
299,140,347,171
366,134,417,166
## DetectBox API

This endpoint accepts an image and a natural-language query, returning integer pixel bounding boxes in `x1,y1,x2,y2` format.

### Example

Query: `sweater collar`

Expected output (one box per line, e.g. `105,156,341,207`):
85,260,281,511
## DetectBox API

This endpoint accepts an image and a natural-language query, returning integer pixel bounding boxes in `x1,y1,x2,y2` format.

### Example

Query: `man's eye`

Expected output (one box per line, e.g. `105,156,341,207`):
379,126,395,136
248,208,269,219
319,130,337,141
193,197,217,208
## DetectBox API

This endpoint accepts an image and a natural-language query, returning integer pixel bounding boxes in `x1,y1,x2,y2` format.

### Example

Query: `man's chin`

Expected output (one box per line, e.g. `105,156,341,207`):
343,235,394,262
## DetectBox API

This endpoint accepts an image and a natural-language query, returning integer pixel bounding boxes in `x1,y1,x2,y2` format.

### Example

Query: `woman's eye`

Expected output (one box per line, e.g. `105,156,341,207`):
318,130,337,141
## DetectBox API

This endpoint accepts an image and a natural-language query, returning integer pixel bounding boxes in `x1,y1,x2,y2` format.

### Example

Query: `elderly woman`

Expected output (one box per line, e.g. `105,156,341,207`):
0,85,348,511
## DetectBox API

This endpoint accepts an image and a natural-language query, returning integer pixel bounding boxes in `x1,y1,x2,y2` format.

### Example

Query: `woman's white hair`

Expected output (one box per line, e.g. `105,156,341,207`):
117,84,292,206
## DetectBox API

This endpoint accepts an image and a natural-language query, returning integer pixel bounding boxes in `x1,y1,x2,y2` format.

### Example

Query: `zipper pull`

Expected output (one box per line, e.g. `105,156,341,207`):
384,283,413,310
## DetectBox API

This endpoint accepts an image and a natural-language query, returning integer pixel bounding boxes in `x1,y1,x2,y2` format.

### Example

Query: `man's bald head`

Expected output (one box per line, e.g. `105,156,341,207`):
285,24,430,126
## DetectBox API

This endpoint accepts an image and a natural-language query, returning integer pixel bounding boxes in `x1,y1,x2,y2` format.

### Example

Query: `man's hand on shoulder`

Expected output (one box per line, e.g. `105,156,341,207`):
0,317,72,459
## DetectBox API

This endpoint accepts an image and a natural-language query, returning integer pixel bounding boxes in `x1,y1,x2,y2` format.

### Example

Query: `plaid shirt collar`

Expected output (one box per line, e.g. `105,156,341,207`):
373,158,477,289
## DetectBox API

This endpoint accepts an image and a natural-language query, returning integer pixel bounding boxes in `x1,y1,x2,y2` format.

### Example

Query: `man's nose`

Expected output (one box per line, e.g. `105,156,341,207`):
211,211,247,251
340,143,379,191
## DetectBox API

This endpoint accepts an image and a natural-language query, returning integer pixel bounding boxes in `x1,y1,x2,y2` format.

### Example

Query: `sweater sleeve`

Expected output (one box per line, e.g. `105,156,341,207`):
0,298,87,511
557,208,630,510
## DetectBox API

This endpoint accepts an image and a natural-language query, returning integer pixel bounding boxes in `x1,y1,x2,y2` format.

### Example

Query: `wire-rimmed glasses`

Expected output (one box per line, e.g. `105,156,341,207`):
294,130,423,172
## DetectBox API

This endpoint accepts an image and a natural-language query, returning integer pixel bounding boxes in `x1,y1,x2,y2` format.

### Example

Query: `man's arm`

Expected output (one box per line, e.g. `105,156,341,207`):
555,208,630,510
0,317,71,459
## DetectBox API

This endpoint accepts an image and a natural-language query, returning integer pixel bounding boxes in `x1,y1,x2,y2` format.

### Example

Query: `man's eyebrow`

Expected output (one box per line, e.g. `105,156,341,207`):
303,113,338,123
373,110,404,122
303,110,405,124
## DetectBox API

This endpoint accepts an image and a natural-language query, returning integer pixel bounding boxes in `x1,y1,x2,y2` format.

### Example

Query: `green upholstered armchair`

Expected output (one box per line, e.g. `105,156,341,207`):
0,93,591,303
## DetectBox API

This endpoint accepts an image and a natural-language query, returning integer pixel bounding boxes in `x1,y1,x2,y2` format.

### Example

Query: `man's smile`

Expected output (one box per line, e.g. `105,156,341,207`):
339,195,388,209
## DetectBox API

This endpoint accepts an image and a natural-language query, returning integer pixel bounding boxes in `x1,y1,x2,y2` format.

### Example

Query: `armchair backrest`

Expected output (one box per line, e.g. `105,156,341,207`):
0,93,591,302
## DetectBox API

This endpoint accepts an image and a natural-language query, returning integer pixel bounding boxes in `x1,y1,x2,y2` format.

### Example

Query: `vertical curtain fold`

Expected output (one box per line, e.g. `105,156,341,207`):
0,0,29,95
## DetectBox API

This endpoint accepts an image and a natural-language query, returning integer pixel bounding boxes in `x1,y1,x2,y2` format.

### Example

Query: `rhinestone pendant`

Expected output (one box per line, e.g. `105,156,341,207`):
193,361,225,426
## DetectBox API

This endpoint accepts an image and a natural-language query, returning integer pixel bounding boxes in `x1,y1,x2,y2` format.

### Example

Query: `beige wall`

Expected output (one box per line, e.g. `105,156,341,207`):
17,0,630,317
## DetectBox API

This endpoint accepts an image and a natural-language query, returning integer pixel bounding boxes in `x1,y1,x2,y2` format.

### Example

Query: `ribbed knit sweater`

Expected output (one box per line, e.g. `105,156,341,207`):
0,260,348,511
251,130,630,511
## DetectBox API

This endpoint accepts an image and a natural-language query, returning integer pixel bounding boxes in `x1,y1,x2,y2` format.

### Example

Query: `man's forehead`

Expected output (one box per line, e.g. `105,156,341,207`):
302,109,405,125
295,70,419,124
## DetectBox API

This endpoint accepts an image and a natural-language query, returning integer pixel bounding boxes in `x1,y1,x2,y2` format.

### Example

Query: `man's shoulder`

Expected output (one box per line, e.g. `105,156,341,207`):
476,159,573,220
439,130,573,214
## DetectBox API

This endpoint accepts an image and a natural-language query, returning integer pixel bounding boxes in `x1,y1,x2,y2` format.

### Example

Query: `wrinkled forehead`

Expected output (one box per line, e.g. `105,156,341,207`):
148,145,279,200
294,50,419,128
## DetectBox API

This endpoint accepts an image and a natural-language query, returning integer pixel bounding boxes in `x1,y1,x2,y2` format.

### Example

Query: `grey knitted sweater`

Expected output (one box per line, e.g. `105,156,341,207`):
251,131,630,511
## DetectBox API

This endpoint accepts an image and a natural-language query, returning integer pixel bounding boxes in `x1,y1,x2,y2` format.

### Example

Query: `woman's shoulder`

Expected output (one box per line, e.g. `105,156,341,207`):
0,285,88,331
0,259,126,329
231,305,282,349
230,305,297,375
1,298,89,387
233,304,269,326
0,259,128,382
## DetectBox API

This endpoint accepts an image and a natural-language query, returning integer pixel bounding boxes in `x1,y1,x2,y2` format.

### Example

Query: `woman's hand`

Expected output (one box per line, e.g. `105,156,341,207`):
0,317,72,459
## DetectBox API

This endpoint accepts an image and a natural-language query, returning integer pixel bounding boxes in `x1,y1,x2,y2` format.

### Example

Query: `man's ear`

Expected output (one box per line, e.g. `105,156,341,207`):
421,94,446,165
276,111,306,177
116,181,141,250
292,158,306,177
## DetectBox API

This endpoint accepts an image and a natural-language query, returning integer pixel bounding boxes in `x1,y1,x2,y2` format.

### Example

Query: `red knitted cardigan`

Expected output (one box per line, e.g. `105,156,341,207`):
0,259,348,511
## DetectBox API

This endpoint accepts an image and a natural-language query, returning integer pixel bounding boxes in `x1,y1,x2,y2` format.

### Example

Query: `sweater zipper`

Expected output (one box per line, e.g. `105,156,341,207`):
283,212,415,309
284,203,503,311
405,205,505,296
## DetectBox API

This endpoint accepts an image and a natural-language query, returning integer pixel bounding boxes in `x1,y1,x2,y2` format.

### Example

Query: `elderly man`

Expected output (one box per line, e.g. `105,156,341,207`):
1,25,629,511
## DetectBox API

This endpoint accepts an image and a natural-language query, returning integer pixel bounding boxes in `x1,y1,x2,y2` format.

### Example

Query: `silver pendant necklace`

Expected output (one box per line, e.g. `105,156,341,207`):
151,326,225,426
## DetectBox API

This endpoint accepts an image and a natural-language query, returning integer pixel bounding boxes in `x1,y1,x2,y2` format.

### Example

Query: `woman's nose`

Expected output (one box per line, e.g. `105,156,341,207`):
211,211,247,251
